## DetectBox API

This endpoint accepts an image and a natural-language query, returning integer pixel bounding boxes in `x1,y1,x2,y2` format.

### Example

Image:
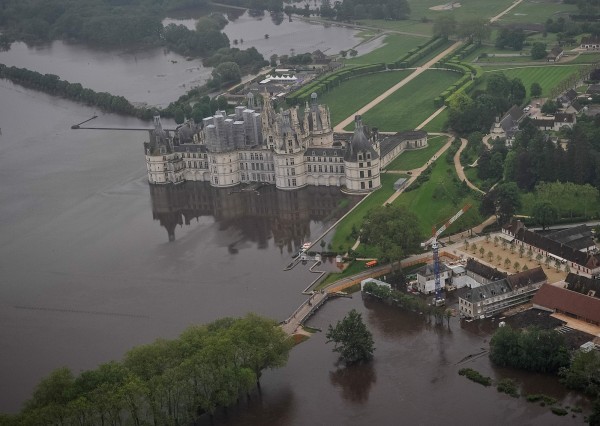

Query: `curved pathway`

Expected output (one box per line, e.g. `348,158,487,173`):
454,138,485,194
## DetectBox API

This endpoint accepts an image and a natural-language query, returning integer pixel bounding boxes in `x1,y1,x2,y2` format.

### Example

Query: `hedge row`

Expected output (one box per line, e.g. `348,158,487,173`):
286,63,386,105
387,36,446,70
433,60,483,107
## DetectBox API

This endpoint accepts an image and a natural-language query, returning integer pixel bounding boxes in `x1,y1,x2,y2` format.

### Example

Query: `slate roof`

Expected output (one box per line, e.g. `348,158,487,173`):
547,46,563,59
379,130,427,158
587,84,600,94
461,278,512,302
533,283,600,324
304,147,345,157
581,36,600,45
554,112,576,124
504,219,600,270
565,273,600,298
465,258,507,281
344,116,379,162
506,266,547,290
546,225,594,251
416,263,451,278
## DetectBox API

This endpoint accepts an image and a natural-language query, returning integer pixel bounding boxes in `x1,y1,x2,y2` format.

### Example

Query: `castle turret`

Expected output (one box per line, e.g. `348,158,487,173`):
343,116,381,193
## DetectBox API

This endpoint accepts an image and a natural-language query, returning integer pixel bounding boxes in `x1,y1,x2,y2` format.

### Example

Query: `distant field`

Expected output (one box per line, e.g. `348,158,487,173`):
392,151,482,236
346,33,426,65
385,135,446,170
356,69,460,132
407,0,514,22
497,0,578,24
354,19,433,36
484,65,581,98
318,70,412,126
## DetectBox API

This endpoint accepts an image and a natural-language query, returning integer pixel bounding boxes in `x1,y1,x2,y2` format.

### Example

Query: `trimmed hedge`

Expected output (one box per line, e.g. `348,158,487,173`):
387,36,445,69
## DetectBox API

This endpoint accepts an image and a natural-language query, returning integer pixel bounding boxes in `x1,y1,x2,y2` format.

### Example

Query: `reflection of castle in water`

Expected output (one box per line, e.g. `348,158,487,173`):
149,181,359,252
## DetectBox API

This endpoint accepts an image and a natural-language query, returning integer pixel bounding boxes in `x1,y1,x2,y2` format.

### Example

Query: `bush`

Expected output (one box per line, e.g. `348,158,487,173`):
496,378,519,397
551,407,568,416
525,394,557,405
458,368,492,386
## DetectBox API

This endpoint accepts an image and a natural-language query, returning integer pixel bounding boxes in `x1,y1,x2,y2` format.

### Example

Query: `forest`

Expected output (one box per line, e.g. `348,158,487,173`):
0,314,292,425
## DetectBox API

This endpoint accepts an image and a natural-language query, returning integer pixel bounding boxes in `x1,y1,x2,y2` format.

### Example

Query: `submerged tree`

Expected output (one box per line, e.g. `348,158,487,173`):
326,309,374,365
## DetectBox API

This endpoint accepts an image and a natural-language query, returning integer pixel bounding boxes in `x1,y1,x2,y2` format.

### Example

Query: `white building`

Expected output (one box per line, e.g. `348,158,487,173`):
415,263,451,294
144,93,427,194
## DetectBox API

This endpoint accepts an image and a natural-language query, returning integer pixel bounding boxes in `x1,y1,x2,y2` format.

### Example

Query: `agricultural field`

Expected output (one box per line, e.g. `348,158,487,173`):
392,151,483,237
496,0,578,25
317,70,412,126
346,33,426,65
329,173,398,253
385,135,447,170
356,69,460,132
483,65,581,98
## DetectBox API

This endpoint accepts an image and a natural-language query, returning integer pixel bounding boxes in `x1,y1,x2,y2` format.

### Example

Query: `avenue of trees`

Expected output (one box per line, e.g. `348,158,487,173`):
489,325,570,374
326,309,375,365
0,314,292,425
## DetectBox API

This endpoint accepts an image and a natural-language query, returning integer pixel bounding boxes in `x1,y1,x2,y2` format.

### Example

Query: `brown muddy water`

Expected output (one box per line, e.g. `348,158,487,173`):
0,67,591,425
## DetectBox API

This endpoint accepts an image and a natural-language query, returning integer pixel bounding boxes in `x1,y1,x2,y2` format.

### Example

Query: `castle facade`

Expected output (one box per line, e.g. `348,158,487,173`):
144,94,427,194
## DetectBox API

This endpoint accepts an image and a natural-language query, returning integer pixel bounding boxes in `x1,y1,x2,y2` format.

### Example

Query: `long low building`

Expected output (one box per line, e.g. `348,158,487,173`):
533,283,600,326
459,267,548,319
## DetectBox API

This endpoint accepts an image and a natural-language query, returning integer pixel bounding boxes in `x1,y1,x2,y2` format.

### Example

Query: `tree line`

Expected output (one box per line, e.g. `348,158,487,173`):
0,314,292,425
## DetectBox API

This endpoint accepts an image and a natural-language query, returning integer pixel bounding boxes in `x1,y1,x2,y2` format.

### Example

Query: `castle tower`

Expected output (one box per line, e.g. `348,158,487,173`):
343,115,381,193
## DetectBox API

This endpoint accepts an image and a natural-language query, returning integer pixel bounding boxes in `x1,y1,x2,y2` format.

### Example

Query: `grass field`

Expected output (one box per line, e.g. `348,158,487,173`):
421,108,448,132
496,0,578,24
406,0,514,22
346,33,426,65
392,151,483,236
355,70,460,132
483,65,581,98
317,70,412,126
354,19,433,36
563,52,600,65
385,135,446,170
329,173,398,253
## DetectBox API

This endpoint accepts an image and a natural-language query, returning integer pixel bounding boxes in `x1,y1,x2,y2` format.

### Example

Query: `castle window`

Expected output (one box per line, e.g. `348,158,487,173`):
329,157,332,162
340,166,344,173
290,158,295,165
308,165,312,172
330,165,333,173
251,153,255,160
260,153,264,160
194,161,198,168
360,171,364,178
291,168,295,176
286,158,289,166
369,180,373,188
367,162,371,167
312,151,315,155
358,154,363,161
367,153,371,160
318,165,322,172
361,182,365,189
334,151,337,155
251,163,255,170
359,162,363,168
260,163,264,171
292,179,297,186
368,170,372,177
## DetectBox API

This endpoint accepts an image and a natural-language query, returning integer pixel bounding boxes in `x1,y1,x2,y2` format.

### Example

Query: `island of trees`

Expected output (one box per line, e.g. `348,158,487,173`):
0,314,292,425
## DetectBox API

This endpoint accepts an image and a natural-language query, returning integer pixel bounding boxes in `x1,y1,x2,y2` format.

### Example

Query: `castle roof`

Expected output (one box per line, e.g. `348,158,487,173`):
344,116,379,162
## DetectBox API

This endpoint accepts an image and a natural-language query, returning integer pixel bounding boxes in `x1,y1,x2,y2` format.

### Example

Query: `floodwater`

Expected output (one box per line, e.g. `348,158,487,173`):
0,41,210,107
164,9,363,57
0,27,592,423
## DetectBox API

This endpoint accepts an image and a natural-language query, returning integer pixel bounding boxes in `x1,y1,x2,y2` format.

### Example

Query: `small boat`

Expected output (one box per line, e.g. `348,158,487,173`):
301,242,312,251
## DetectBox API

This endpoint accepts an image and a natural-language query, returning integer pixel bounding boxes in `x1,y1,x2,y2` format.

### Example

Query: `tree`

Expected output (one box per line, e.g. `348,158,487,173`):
513,261,520,271
479,247,485,258
326,309,374,365
518,245,525,258
532,201,559,230
504,258,511,269
433,15,456,39
487,250,494,262
531,42,547,59
471,243,477,253
496,254,502,265
530,82,542,97
360,205,422,268
494,236,499,247
458,18,490,43
211,62,241,86
536,253,543,264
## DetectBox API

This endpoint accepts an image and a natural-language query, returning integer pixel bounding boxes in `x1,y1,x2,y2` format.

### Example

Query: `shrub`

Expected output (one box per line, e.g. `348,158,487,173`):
551,407,568,416
458,368,492,386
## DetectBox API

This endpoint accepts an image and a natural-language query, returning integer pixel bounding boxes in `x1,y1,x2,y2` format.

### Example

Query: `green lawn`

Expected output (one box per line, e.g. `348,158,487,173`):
354,19,433,36
329,173,399,252
406,0,514,22
385,135,446,170
482,65,581,98
496,0,578,25
356,69,460,132
346,33,426,65
392,151,483,236
318,70,412,126
422,108,448,133
563,52,600,65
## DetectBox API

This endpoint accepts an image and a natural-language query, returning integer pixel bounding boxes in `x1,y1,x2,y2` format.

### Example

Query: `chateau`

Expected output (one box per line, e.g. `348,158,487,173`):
144,93,428,193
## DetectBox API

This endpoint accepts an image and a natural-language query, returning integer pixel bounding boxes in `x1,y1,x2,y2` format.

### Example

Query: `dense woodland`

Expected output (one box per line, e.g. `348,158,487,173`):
0,314,292,425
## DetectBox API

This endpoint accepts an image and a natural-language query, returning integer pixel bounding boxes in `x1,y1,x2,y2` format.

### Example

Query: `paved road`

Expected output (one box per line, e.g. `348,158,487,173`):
490,0,524,23
454,138,485,194
334,41,464,132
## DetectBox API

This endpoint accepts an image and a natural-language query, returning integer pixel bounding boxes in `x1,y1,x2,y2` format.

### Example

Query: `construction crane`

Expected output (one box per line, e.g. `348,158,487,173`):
422,204,472,306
